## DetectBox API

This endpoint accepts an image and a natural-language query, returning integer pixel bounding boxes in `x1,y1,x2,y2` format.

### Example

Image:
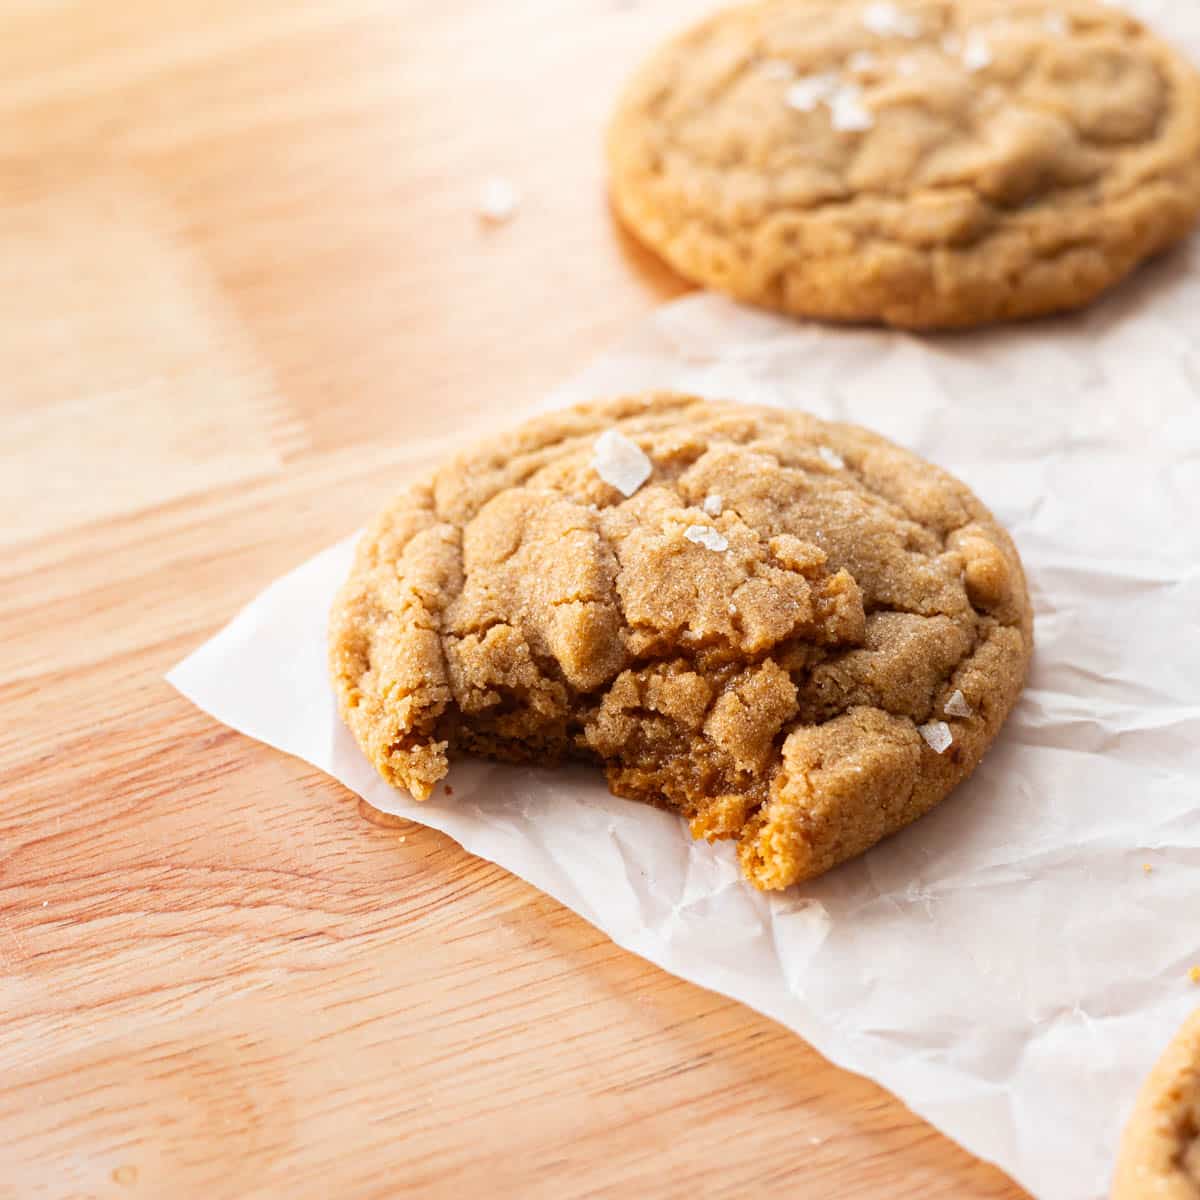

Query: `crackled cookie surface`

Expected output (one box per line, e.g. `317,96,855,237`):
1114,1009,1200,1200
330,395,1032,889
608,0,1200,329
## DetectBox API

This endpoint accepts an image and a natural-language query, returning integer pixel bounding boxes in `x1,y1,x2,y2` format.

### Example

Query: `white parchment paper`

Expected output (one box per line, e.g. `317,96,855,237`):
168,8,1200,1192
171,261,1200,1199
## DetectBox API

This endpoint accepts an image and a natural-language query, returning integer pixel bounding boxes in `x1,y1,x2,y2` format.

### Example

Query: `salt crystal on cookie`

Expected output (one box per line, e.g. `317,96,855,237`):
919,721,954,754
786,73,839,112
962,32,993,71
829,84,874,131
591,430,652,497
862,2,921,38
684,525,729,552
818,446,844,469
944,690,973,718
703,493,724,516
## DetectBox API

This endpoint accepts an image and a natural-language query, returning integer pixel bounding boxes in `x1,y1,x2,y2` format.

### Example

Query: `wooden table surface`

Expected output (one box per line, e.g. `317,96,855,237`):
0,2,1028,1196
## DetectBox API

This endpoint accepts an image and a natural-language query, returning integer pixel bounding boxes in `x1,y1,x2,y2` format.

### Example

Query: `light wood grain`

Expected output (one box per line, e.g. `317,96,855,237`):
0,2,1028,1197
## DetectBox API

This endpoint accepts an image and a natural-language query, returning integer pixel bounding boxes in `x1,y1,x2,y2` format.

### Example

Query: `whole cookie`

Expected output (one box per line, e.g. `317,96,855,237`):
330,395,1032,890
1113,1009,1200,1199
608,0,1200,329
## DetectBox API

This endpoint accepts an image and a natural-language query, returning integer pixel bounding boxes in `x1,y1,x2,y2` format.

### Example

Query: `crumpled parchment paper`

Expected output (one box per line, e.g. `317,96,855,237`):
169,8,1200,1194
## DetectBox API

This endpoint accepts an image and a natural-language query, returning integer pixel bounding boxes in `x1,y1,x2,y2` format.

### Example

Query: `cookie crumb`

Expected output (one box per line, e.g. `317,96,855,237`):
703,493,724,516
962,32,993,71
477,176,519,223
944,689,972,718
818,445,845,469
829,84,874,132
1143,863,1154,875
591,430,652,496
919,720,953,754
398,835,407,843
684,524,730,552
861,2,921,38
444,785,454,796
1190,966,1200,984
786,73,840,112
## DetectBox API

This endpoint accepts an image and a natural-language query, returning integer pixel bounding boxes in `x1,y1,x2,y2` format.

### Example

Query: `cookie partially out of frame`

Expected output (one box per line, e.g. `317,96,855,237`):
330,394,1032,890
608,0,1200,329
1113,1009,1200,1200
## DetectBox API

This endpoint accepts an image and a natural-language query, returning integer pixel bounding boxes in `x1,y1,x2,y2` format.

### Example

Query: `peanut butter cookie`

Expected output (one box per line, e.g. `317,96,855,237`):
1113,1009,1200,1199
330,395,1032,890
608,0,1200,329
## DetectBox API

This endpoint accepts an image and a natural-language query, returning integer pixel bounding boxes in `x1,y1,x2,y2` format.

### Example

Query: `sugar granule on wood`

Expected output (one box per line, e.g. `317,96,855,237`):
477,176,520,223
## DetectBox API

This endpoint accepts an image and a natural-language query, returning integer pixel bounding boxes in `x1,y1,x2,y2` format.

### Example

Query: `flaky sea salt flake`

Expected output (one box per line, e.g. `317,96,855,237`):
944,689,973,718
703,493,724,516
829,85,874,132
862,2,922,38
785,72,840,112
919,720,953,754
684,524,729,552
477,176,519,223
818,445,844,469
591,430,652,497
962,32,993,71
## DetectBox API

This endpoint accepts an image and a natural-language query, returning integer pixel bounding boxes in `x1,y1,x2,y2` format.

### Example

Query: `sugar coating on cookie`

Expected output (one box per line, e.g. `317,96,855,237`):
1112,1008,1200,1198
330,394,1033,890
608,0,1200,329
